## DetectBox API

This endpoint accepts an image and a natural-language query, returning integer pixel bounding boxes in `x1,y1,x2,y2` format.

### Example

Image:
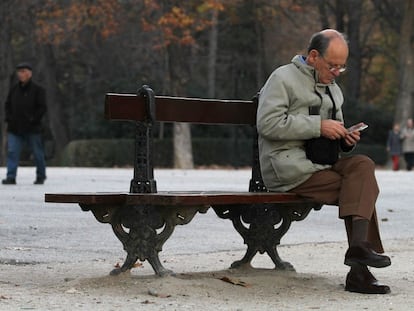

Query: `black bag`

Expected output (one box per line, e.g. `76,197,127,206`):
305,86,339,165
305,137,339,165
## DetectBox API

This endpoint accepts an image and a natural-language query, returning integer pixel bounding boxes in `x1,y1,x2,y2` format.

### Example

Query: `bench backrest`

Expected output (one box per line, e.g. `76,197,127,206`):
105,94,256,125
105,85,266,194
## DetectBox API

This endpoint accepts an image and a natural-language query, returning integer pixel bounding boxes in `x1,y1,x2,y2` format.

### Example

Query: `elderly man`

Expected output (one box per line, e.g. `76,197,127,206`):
257,29,391,294
2,62,47,185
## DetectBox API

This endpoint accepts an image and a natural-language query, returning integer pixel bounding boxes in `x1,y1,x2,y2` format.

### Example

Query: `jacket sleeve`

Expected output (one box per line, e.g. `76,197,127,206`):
4,89,12,123
340,139,355,153
33,85,47,124
256,71,321,141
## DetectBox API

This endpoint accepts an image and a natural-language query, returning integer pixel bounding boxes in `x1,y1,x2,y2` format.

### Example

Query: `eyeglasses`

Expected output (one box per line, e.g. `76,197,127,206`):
319,54,347,73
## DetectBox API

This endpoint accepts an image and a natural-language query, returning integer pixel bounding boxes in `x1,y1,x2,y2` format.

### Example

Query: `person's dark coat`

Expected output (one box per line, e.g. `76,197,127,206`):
387,130,402,156
5,80,47,134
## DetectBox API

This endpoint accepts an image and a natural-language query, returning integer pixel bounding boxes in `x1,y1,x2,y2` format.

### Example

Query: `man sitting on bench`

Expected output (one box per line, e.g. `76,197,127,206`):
256,29,391,294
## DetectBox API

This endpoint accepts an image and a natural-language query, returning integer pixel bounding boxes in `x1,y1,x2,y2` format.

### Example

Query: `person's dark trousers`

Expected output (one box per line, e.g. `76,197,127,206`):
404,152,414,171
6,132,46,180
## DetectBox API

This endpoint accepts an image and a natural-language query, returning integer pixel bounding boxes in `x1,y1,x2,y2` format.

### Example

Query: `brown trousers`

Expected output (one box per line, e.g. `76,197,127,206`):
289,155,384,253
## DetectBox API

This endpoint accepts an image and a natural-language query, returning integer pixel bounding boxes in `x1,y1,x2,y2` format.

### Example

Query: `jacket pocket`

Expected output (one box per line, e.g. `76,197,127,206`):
270,149,315,184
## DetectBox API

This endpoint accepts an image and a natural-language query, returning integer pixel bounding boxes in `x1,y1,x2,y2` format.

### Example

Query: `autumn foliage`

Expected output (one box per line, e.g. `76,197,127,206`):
141,0,224,48
0,0,411,161
36,0,121,46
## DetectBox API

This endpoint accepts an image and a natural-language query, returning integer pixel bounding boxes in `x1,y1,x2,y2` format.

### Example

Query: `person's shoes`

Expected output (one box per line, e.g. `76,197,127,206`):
345,264,391,294
2,178,16,185
344,242,391,268
34,177,46,185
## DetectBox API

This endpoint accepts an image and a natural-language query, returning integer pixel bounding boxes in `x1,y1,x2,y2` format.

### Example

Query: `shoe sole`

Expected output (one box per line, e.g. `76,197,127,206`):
345,285,391,294
344,257,391,268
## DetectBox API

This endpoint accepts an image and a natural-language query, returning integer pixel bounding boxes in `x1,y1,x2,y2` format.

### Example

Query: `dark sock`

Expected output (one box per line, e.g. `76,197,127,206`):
349,263,370,275
344,217,352,244
351,219,369,246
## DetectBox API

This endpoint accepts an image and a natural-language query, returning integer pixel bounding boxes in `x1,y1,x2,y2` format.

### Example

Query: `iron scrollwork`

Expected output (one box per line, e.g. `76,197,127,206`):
130,85,157,194
103,204,208,276
213,202,321,271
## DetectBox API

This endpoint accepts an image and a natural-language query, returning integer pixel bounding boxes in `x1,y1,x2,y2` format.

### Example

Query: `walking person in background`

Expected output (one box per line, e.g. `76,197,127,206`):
400,118,414,171
2,62,47,185
386,123,402,171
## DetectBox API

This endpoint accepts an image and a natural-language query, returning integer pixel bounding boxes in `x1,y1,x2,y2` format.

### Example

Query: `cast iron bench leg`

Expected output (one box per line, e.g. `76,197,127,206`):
108,205,172,276
89,204,207,276
214,203,321,271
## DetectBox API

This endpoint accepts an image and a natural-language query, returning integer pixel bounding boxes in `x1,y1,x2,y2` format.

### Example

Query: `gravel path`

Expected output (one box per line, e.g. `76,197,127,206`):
0,167,412,310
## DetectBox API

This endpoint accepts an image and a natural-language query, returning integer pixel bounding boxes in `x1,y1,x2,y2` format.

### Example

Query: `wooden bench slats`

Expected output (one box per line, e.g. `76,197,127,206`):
105,93,257,125
45,193,128,205
125,192,307,206
45,191,307,206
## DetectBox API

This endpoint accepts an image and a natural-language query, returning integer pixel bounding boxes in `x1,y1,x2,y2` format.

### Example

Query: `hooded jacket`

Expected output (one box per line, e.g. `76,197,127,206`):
5,79,47,135
257,55,347,192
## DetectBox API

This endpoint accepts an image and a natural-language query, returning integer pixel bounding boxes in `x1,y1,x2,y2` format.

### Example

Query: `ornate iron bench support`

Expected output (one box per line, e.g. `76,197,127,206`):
81,203,208,276
213,202,322,271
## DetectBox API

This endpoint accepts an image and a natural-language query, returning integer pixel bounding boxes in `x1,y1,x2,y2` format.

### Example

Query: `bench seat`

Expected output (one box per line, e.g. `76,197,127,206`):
45,191,308,206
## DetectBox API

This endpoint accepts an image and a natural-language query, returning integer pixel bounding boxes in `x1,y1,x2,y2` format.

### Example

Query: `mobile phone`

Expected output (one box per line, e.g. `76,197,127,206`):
347,122,368,133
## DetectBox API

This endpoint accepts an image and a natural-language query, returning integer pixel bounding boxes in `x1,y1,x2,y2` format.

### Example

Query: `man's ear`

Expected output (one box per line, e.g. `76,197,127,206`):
307,49,319,66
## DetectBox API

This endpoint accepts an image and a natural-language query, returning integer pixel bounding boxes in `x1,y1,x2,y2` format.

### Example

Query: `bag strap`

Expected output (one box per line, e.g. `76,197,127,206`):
309,86,337,120
325,86,337,120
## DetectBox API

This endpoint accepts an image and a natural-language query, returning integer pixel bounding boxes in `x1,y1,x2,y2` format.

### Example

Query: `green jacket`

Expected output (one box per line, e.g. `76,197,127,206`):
257,55,345,192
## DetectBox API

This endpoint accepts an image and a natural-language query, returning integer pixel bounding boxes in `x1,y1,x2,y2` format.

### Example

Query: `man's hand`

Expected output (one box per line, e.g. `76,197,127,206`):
343,131,360,146
320,119,361,146
321,120,348,140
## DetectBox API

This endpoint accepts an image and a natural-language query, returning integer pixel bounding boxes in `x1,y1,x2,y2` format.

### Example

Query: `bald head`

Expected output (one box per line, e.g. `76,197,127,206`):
320,29,346,39
306,29,349,84
307,29,348,56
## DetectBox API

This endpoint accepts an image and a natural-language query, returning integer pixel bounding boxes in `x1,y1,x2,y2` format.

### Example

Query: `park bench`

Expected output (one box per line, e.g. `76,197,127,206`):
45,85,322,276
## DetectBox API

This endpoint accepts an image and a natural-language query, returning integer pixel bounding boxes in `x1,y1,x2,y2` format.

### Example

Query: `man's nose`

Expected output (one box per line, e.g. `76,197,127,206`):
332,69,341,77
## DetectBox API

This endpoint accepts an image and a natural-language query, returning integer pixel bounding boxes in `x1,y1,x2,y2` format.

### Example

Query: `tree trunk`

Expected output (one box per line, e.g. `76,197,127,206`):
395,0,414,124
208,8,218,98
37,44,70,156
0,1,13,165
165,45,194,169
317,0,330,29
254,5,264,90
173,122,193,169
344,0,362,103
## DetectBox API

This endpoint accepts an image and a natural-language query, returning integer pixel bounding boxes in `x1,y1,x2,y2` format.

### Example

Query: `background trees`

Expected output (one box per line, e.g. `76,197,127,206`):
0,0,412,167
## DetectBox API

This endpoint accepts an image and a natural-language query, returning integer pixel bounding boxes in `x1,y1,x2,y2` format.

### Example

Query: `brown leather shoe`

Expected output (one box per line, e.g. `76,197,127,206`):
345,264,391,294
344,242,391,268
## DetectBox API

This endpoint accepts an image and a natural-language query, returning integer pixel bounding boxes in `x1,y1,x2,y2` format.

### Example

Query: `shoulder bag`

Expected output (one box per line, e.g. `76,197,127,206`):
305,87,340,165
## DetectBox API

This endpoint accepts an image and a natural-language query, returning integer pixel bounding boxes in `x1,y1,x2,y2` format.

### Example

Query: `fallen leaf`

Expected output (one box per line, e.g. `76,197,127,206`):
65,288,80,294
148,289,171,298
219,276,251,288
114,262,142,269
133,262,143,268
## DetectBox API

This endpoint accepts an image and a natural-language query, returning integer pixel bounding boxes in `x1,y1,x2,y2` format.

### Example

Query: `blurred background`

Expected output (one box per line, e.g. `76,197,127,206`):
0,0,412,168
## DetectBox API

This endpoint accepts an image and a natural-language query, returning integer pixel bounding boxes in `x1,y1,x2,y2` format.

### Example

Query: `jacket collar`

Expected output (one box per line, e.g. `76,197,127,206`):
291,55,335,87
19,79,32,90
